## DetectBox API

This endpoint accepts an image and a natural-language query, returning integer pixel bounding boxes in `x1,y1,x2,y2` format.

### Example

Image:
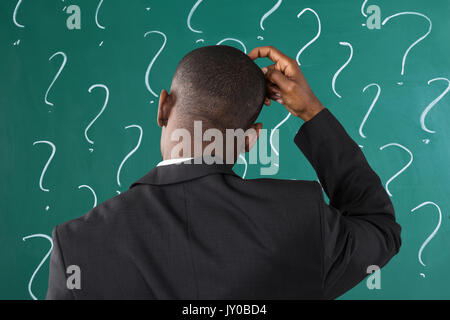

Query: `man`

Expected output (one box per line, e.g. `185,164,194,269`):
46,45,401,299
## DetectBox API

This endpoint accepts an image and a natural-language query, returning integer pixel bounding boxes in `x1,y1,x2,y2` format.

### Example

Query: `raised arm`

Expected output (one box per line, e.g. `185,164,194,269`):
249,46,402,299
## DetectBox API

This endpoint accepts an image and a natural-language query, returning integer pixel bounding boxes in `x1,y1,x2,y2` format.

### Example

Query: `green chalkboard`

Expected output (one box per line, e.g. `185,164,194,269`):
1,0,450,299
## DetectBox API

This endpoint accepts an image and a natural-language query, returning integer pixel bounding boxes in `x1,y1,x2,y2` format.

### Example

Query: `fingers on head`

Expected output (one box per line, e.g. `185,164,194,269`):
266,82,280,95
265,67,288,88
249,46,288,62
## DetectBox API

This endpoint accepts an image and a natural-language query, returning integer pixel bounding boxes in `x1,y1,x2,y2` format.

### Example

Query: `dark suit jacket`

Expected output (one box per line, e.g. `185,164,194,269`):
46,109,401,299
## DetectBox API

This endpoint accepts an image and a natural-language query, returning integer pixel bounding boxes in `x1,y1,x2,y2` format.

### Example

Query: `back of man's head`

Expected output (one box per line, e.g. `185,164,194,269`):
170,45,266,131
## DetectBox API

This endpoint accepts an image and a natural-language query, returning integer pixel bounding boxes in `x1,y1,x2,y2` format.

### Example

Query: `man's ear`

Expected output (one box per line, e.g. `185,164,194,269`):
157,89,173,127
245,122,263,152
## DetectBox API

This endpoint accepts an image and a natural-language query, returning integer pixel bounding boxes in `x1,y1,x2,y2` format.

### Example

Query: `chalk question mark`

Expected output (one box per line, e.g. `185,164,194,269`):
116,124,143,188
359,83,381,139
411,201,442,277
13,0,25,28
379,143,413,197
420,77,450,135
95,0,105,29
12,0,25,45
331,42,353,98
382,12,432,84
144,30,167,103
85,84,109,151
33,140,56,211
44,52,67,107
258,0,283,40
361,0,368,18
22,233,53,300
296,8,321,66
187,0,204,42
78,184,97,208
95,0,105,46
32,141,56,193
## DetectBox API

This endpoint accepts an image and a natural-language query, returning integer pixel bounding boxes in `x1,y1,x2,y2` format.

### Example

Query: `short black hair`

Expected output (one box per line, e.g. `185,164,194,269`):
171,45,266,130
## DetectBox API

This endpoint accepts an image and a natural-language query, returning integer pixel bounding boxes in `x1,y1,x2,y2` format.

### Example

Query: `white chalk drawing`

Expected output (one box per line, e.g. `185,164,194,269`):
359,83,381,138
9,0,449,296
95,0,105,29
85,84,109,146
259,0,282,38
216,38,247,53
296,8,321,66
411,202,442,267
379,143,413,197
238,154,248,179
78,184,97,208
144,30,167,98
22,234,53,300
187,0,204,34
420,77,450,134
382,12,432,77
331,42,353,98
33,140,56,192
44,52,67,106
117,125,143,187
361,0,368,17
270,112,291,157
13,0,25,28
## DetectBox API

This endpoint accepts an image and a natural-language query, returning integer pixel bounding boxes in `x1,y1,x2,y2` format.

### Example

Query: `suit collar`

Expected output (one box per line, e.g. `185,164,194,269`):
130,159,239,187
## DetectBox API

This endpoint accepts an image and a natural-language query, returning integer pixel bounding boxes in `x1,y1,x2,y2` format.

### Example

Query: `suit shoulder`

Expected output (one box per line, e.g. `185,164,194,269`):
224,175,324,207
55,188,141,240
239,176,322,195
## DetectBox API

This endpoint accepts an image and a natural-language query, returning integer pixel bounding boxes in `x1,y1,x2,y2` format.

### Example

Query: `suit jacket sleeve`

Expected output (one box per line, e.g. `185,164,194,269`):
46,226,74,300
294,108,402,299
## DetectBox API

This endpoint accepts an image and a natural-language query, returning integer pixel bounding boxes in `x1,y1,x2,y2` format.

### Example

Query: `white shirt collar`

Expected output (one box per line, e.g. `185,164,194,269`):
157,157,193,167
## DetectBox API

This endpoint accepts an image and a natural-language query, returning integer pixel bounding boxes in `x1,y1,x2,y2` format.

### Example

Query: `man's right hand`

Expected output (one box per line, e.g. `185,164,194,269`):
248,46,324,122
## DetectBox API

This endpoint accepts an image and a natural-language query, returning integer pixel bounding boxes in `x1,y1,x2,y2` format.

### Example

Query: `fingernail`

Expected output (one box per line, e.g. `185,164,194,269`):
262,67,267,74
276,99,283,104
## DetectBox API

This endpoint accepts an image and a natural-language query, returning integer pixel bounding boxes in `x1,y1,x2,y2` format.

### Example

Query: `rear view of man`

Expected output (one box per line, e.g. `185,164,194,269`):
46,45,401,299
